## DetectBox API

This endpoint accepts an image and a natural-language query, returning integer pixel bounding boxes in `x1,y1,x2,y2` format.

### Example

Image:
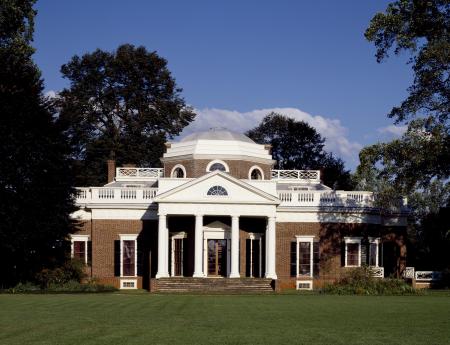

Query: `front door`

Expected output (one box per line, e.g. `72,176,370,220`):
207,239,227,277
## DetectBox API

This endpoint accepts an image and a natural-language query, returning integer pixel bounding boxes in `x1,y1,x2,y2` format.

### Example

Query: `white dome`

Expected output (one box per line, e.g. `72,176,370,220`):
181,128,255,144
163,128,273,163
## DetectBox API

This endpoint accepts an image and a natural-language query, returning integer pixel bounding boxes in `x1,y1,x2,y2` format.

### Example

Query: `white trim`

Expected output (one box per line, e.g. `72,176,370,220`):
295,236,314,278
170,164,187,178
247,233,263,278
70,234,89,264
206,160,230,173
170,231,187,277
344,237,381,268
203,222,231,277
120,279,137,289
248,165,264,180
119,234,138,277
296,280,313,290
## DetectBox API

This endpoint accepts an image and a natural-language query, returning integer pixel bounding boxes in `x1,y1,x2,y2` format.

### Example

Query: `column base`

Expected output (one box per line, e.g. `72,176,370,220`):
193,272,205,278
265,273,277,280
155,272,170,279
229,272,240,278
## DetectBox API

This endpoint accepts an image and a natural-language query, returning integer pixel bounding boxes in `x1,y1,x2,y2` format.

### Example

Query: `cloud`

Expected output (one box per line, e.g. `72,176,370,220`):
44,90,57,99
177,107,362,165
377,125,407,137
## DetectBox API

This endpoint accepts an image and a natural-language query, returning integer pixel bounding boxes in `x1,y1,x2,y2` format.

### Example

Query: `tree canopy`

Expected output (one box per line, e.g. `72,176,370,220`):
246,112,354,190
0,0,75,286
357,0,450,271
56,44,196,186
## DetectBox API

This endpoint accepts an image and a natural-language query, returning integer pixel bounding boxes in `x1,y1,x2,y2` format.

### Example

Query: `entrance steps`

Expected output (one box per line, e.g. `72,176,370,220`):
155,277,274,293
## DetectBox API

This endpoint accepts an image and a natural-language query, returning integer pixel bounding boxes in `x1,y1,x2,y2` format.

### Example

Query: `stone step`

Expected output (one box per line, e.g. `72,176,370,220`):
155,278,274,293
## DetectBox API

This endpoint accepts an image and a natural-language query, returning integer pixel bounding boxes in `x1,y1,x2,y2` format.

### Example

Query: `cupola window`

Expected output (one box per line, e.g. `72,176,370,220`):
209,163,226,172
207,186,228,196
170,164,186,178
249,166,264,180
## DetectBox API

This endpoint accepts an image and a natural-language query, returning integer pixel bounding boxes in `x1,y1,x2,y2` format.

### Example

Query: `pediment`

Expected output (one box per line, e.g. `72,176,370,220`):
153,171,279,205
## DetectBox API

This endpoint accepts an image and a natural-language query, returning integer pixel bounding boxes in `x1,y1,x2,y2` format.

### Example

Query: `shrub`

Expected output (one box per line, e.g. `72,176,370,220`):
322,266,421,295
35,259,86,288
3,280,117,294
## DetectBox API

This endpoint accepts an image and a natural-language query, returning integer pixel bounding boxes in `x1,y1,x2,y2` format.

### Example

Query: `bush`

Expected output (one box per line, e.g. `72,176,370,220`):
3,280,117,294
322,266,421,295
35,259,86,288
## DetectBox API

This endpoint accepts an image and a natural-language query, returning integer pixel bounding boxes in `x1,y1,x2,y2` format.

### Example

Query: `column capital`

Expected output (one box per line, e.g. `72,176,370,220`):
158,213,167,218
195,214,203,218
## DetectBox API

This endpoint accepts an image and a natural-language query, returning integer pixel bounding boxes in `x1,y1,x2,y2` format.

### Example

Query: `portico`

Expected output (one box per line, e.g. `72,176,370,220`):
153,170,279,280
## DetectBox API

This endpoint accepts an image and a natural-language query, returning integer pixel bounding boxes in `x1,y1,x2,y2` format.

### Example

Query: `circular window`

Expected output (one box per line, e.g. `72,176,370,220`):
170,164,186,178
249,166,264,180
207,186,228,196
206,160,229,172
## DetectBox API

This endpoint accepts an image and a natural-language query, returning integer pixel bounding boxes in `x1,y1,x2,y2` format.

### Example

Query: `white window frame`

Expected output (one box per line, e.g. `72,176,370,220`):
248,165,264,180
120,279,137,290
170,232,187,277
344,237,381,267
295,236,314,278
119,234,138,277
247,233,263,278
70,234,89,264
206,160,230,173
170,164,186,178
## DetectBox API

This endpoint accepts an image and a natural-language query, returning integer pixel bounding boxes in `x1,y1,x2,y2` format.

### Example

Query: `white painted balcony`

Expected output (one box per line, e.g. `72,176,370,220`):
75,187,159,204
115,167,164,181
277,190,375,208
271,170,320,182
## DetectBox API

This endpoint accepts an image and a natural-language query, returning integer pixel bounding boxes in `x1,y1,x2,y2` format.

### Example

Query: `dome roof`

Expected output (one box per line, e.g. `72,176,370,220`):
180,128,255,144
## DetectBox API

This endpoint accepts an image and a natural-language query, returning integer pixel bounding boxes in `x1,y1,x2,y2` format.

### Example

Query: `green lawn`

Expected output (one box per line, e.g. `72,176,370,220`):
0,293,449,345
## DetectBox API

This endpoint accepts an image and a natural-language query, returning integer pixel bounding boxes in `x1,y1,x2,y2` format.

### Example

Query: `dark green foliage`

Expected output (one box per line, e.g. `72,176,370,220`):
359,0,450,272
56,44,196,186
0,0,75,287
322,266,420,295
246,112,354,189
35,259,86,289
4,280,117,293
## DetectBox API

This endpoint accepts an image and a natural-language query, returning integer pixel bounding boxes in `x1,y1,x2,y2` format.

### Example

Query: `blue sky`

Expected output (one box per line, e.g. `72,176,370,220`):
33,0,412,169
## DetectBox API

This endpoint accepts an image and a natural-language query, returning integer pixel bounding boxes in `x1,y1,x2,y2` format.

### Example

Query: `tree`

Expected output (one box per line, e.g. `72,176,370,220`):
358,0,450,272
56,44,196,186
246,112,353,189
0,0,75,286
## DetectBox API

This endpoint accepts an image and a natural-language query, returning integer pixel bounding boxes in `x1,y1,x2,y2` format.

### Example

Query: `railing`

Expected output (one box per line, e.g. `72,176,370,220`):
371,267,384,278
116,168,164,181
277,190,374,207
75,187,158,204
415,271,442,282
271,170,320,182
403,267,415,279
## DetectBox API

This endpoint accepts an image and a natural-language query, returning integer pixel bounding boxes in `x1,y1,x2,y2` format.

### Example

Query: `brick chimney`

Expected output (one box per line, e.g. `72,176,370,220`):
107,159,116,183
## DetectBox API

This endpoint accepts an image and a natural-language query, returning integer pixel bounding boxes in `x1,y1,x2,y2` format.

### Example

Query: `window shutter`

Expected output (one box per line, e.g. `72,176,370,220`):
313,242,320,278
290,242,297,277
341,241,346,267
114,240,120,277
378,242,383,267
87,241,92,265
360,243,367,266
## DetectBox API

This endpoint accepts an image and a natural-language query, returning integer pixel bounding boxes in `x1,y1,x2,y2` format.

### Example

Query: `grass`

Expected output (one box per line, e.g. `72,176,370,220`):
0,293,449,345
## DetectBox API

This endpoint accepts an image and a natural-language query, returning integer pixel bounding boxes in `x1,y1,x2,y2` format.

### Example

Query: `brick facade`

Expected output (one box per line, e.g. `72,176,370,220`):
164,159,273,180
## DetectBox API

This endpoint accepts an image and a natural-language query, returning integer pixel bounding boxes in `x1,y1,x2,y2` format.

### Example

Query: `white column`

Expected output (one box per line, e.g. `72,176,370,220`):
265,216,277,279
193,214,204,277
229,215,240,278
156,214,169,278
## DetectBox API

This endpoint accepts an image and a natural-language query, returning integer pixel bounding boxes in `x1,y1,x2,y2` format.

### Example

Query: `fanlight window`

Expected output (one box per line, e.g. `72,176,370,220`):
207,186,228,196
250,168,263,180
209,163,226,172
173,167,185,178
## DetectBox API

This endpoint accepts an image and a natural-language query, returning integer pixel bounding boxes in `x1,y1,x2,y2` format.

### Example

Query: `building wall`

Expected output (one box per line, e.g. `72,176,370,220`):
164,159,272,180
275,222,407,289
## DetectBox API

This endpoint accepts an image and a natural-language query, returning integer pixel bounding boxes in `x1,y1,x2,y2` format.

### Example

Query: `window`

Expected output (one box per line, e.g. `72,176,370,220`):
290,236,319,278
206,160,229,172
249,166,264,180
171,165,186,178
120,235,138,277
344,237,381,267
70,235,90,264
207,185,228,196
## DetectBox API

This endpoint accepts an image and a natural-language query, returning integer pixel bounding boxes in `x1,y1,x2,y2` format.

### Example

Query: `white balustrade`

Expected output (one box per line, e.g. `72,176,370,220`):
116,167,164,181
277,190,374,208
415,271,442,281
403,267,415,279
75,187,158,204
271,170,320,182
371,267,384,278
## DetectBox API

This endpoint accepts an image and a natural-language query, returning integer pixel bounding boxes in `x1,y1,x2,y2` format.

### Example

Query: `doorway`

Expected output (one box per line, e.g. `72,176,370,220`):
207,239,228,277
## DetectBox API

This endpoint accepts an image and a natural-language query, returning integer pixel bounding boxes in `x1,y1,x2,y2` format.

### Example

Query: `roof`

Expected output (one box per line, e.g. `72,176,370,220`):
180,128,255,144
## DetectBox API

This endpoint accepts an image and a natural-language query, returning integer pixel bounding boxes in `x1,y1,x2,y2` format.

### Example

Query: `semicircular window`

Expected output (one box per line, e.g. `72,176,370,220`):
209,163,226,172
207,185,228,196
